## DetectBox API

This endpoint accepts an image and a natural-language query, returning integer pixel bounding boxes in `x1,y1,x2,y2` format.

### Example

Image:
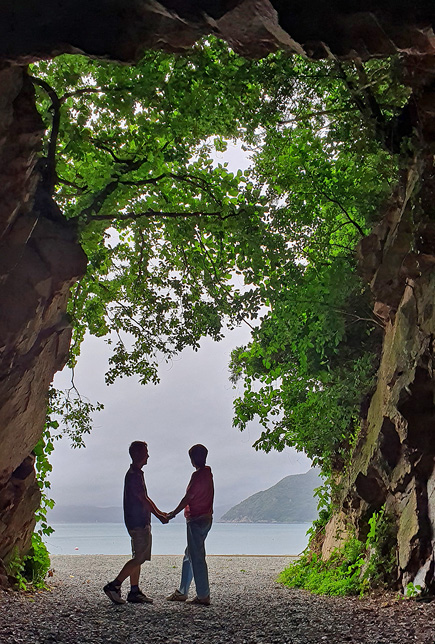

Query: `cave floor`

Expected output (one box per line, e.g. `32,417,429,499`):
0,555,434,643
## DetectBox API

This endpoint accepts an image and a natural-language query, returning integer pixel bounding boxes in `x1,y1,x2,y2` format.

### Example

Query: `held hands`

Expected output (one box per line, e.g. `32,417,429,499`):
158,511,176,524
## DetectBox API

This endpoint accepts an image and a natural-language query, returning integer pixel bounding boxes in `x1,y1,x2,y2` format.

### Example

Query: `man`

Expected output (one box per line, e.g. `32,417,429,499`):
103,441,168,604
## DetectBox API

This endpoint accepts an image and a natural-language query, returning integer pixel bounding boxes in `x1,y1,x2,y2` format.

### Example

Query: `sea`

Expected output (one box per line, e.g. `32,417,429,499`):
44,522,311,556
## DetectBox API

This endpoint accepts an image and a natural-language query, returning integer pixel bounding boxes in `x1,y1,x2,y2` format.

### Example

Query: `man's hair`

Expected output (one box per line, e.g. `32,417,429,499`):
189,444,208,467
129,441,148,461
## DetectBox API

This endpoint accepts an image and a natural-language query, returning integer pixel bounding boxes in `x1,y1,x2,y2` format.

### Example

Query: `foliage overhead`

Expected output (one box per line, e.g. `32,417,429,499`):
32,41,298,386
228,55,407,472
31,39,408,473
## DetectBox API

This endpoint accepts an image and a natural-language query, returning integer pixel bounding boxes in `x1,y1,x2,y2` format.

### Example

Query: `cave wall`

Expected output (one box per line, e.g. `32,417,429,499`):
0,66,86,575
319,50,435,591
2,0,435,585
323,167,435,590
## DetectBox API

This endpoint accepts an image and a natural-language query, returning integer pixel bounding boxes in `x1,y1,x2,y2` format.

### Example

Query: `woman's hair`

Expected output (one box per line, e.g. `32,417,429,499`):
189,444,208,467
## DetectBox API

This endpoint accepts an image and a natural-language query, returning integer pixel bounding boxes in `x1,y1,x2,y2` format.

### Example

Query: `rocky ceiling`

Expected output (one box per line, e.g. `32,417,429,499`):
2,1,435,62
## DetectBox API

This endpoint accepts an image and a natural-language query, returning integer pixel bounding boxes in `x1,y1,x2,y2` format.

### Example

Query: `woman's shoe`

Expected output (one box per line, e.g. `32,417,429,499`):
166,589,188,601
186,595,210,606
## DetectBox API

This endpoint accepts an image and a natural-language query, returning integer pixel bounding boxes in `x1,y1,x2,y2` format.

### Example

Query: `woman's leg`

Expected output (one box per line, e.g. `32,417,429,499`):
179,545,194,595
188,518,212,599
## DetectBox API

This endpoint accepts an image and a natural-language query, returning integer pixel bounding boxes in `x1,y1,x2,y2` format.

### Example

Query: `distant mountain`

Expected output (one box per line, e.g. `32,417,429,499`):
47,505,124,524
47,503,233,524
219,469,321,523
46,473,320,525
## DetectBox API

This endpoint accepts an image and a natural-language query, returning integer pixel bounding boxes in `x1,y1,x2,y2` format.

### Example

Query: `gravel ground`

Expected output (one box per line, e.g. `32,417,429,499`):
1,554,435,643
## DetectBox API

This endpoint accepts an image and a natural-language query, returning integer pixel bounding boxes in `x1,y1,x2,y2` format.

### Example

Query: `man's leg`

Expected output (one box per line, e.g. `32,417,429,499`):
130,565,140,587
115,558,140,585
104,527,152,604
126,527,153,603
104,557,141,604
188,518,212,600
115,526,150,584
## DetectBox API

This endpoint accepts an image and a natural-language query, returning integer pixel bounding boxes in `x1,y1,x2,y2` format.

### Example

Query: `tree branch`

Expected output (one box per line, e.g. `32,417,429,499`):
278,107,356,125
61,85,134,102
119,174,168,187
57,176,85,193
120,170,222,206
318,189,365,237
79,156,151,220
89,138,138,165
301,164,366,237
29,75,61,195
84,209,239,224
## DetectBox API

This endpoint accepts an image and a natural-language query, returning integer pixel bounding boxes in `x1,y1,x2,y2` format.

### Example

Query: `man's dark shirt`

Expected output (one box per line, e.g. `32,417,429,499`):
123,464,151,530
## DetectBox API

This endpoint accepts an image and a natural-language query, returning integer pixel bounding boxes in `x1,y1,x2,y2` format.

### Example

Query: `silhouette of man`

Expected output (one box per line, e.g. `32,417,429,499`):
103,441,168,604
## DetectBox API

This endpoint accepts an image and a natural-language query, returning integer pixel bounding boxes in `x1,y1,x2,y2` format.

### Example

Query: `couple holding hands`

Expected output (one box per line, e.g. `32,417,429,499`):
103,441,214,606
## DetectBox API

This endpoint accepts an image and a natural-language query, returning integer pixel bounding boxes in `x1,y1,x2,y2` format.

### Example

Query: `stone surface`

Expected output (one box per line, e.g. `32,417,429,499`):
321,512,349,560
323,144,435,590
0,67,87,582
2,554,435,644
3,1,435,63
0,455,40,566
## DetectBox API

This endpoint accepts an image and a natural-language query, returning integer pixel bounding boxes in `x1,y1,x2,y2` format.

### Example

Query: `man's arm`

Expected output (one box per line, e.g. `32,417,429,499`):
144,495,169,524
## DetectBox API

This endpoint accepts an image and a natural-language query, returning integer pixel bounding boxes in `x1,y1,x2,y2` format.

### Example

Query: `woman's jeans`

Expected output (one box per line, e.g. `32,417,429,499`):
179,515,212,598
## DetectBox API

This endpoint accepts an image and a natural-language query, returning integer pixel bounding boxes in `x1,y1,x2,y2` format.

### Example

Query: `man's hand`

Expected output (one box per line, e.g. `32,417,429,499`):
167,511,176,521
159,512,169,524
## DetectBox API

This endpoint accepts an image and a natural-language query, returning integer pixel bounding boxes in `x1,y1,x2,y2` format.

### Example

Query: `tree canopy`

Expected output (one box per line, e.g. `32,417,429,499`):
31,38,408,474
229,56,407,472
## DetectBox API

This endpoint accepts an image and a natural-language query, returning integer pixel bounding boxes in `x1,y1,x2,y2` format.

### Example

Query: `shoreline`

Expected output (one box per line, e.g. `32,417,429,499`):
44,522,310,557
50,553,299,558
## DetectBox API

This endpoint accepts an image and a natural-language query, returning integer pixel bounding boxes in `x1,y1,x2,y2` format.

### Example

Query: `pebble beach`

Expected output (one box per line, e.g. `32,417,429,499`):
1,554,435,643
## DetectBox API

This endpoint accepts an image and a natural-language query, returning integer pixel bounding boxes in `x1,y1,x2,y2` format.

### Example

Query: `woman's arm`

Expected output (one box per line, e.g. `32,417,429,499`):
168,493,189,520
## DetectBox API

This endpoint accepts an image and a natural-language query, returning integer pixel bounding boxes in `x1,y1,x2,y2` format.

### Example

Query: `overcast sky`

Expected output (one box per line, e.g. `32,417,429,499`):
50,326,311,515
47,141,311,516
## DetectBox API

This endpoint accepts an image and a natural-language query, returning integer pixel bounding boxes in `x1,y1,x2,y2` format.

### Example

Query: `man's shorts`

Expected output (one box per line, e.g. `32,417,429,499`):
128,525,152,563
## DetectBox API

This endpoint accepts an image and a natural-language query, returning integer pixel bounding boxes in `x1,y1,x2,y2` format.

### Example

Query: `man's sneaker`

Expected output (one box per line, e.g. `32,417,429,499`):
103,582,125,605
186,595,210,606
166,589,188,602
127,589,153,604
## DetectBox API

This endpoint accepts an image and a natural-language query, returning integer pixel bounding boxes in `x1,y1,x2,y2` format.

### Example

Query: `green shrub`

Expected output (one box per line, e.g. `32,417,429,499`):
363,507,397,587
22,533,51,588
7,533,51,590
306,507,332,543
6,548,28,590
279,507,397,596
278,538,365,596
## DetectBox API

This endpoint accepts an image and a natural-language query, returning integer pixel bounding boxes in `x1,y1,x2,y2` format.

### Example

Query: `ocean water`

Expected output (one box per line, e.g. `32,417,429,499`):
44,522,311,556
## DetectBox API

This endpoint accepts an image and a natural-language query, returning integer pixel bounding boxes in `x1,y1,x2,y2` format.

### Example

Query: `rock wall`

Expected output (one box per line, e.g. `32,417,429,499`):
0,67,86,571
320,56,435,591
322,162,435,587
2,0,435,586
